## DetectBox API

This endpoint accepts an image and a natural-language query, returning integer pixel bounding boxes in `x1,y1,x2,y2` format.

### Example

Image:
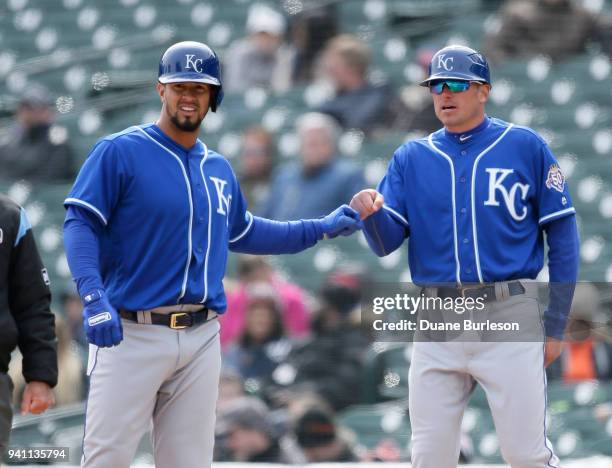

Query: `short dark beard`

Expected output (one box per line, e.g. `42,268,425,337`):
167,108,204,132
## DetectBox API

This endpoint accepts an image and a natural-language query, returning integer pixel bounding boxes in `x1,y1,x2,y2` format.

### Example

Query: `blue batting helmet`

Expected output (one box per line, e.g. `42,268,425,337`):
419,45,491,87
158,41,224,112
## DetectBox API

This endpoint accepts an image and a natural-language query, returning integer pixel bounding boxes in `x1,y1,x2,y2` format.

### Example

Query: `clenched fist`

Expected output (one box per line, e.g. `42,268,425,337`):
350,189,384,220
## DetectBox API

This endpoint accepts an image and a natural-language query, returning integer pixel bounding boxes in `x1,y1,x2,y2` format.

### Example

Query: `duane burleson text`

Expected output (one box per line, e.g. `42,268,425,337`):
372,319,520,332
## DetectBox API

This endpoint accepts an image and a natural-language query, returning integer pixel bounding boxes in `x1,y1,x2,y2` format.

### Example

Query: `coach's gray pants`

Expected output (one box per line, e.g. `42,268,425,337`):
82,318,221,468
409,290,561,468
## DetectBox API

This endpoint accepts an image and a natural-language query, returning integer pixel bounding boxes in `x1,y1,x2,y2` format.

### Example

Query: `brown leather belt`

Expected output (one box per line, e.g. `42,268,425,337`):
434,281,525,302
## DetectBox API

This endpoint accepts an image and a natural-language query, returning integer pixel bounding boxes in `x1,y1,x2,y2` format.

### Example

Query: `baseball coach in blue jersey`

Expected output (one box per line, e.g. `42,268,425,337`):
62,41,361,468
350,45,579,467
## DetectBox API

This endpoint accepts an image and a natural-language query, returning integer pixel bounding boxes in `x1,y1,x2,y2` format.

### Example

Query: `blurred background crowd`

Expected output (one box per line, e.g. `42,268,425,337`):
1,0,612,464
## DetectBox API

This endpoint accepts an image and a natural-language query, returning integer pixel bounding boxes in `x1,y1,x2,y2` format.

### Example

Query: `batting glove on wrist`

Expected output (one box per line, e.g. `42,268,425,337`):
82,290,123,347
320,205,362,239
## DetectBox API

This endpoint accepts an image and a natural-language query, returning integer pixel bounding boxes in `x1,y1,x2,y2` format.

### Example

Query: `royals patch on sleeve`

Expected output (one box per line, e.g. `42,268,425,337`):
545,164,565,193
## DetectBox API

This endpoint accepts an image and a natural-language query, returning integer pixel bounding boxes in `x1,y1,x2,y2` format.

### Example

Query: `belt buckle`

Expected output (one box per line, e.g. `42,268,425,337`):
170,312,190,329
459,285,482,298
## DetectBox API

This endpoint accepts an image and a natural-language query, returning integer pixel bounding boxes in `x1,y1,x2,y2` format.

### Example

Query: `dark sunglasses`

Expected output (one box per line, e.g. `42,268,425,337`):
429,80,481,95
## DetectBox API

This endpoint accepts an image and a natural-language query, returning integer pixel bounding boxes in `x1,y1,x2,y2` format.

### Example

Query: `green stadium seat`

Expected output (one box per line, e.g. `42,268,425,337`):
338,400,411,450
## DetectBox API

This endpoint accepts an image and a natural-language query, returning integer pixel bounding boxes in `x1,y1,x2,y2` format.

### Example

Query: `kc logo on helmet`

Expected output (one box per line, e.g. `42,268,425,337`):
437,54,454,71
185,54,203,73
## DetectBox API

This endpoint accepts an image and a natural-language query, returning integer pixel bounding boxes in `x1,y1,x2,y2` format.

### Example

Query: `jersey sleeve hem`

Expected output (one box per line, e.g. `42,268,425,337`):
382,205,409,227
538,207,576,225
229,211,254,243
64,198,108,225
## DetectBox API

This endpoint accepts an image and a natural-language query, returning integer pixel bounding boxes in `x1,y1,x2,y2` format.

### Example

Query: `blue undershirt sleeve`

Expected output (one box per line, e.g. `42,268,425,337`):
229,216,324,254
63,205,105,297
362,208,409,257
543,214,580,339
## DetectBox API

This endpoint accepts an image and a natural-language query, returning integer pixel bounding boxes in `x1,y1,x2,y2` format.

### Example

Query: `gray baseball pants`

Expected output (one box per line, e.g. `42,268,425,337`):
82,316,221,468
409,286,561,468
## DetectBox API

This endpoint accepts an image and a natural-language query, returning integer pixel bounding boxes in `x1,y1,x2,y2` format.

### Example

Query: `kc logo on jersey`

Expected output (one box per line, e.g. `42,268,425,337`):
185,54,203,73
545,164,565,193
437,54,454,71
209,177,232,217
484,168,530,221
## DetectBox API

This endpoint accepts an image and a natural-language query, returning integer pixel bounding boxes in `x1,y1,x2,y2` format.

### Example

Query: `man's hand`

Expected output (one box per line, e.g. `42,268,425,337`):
544,337,563,367
320,205,362,239
350,189,384,220
21,381,54,415
83,291,123,347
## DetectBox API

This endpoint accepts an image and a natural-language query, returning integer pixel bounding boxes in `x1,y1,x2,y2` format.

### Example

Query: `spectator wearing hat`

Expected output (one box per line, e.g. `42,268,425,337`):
271,268,370,410
547,283,612,382
215,396,304,463
223,283,293,382
294,406,360,462
224,3,295,93
0,85,75,183
221,255,310,349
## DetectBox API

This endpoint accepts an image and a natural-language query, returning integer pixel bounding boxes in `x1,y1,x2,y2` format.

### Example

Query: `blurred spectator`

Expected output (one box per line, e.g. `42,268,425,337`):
271,268,370,410
217,369,246,413
395,47,441,135
316,34,398,134
259,112,364,220
224,3,295,93
0,85,75,183
215,396,304,463
290,4,338,83
484,0,612,63
547,283,612,382
237,126,276,214
294,406,360,462
223,283,293,381
221,255,310,349
60,284,87,351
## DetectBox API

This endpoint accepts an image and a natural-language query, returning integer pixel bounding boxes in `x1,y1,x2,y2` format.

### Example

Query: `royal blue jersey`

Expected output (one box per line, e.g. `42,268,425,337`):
65,124,253,311
379,116,575,284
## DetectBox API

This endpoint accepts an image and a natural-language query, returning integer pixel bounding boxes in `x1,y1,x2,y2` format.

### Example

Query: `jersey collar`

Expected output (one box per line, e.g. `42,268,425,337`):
147,124,205,156
444,116,491,144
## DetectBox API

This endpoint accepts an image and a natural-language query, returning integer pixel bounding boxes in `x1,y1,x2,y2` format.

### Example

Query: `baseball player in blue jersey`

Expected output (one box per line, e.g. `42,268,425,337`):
62,41,361,468
350,45,579,467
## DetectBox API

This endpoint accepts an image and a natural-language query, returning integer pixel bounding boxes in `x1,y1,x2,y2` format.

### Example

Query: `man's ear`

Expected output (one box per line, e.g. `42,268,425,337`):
479,84,491,104
157,82,165,104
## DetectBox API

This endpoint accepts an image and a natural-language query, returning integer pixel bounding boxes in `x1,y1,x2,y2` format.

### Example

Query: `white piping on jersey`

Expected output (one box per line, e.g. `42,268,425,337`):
64,198,108,225
136,127,193,302
199,148,212,304
427,135,461,285
382,205,409,227
539,207,576,224
471,124,514,283
229,211,254,243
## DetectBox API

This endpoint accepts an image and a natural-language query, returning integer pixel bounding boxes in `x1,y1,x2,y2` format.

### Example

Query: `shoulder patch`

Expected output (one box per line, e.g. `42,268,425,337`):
545,164,565,193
